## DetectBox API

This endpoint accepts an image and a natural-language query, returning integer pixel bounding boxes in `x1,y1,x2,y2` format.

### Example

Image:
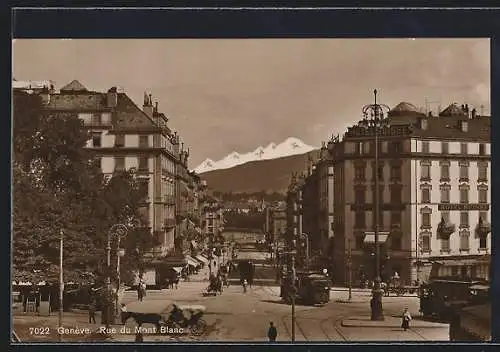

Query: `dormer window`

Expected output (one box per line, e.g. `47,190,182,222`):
420,118,428,130
460,120,468,132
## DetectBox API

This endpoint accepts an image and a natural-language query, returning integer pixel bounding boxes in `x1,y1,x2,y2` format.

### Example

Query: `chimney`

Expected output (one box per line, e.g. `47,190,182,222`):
154,101,158,114
143,92,153,117
471,108,477,119
419,117,428,130
460,120,468,132
107,87,118,108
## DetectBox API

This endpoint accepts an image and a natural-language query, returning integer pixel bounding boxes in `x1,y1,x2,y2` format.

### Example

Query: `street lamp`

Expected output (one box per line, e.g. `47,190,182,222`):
361,89,390,321
106,224,128,325
300,233,309,266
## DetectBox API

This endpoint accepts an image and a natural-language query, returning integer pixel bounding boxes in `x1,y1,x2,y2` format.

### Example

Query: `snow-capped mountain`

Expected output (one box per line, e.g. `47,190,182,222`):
194,137,315,173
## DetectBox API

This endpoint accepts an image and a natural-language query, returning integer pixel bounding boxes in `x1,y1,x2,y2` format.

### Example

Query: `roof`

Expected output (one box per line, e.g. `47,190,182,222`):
60,80,88,92
439,103,467,117
45,89,160,131
388,101,425,118
410,115,491,142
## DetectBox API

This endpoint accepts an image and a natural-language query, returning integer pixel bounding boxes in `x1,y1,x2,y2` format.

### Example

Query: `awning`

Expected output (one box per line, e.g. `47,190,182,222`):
433,258,490,266
195,255,209,264
363,232,389,244
171,267,183,274
186,255,200,267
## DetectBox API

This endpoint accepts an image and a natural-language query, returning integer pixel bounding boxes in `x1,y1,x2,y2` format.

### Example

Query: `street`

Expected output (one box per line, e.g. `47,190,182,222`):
13,242,449,342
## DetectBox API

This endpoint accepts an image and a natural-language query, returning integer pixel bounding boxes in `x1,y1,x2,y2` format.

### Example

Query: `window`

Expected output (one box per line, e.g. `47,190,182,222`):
354,188,365,204
441,211,450,223
138,157,148,171
479,211,488,223
441,187,450,203
460,232,470,251
460,143,468,155
421,235,431,252
91,113,101,125
421,141,430,153
460,212,469,227
92,132,101,147
114,157,125,172
391,211,402,226
373,186,384,204
355,236,364,249
421,164,431,180
459,164,469,181
138,180,149,202
459,188,469,204
372,163,384,180
391,237,402,250
421,188,430,203
441,142,449,154
139,135,149,148
355,166,365,181
478,163,488,181
479,143,486,155
355,142,364,154
391,165,401,181
479,236,488,250
355,212,365,228
390,187,402,204
440,164,450,181
478,188,488,204
441,238,450,252
391,141,403,153
422,213,431,228
372,210,384,228
114,134,125,147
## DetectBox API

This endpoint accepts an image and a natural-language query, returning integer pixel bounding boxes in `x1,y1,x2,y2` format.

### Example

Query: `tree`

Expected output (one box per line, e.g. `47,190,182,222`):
12,90,157,281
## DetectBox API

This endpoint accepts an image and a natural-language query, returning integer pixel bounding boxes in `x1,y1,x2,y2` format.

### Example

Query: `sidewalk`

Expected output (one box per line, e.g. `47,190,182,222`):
341,315,448,328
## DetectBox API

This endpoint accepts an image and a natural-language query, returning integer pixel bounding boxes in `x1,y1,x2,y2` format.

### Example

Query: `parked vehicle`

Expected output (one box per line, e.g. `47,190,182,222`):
282,271,330,306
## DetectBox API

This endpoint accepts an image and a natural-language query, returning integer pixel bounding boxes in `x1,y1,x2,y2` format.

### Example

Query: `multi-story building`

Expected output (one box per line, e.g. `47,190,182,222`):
202,194,225,242
25,80,198,258
264,202,287,243
329,100,491,286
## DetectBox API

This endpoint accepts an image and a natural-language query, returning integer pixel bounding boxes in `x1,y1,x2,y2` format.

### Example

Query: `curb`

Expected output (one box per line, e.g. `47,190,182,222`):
341,318,448,329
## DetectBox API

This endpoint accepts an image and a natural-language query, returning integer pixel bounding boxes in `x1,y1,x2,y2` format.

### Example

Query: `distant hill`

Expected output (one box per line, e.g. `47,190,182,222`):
199,149,320,194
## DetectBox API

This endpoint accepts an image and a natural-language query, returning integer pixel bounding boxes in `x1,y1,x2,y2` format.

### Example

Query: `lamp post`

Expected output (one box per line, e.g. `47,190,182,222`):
106,224,128,325
59,229,64,342
362,89,390,321
301,233,309,267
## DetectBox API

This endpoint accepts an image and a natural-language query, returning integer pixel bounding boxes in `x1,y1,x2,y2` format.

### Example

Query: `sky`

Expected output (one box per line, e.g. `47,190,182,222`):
12,38,490,168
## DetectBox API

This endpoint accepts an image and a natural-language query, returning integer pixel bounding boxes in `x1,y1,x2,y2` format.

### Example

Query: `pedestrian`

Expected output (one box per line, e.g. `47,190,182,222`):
401,308,412,331
267,321,277,342
88,298,96,324
135,331,143,342
137,283,143,302
120,303,128,325
242,279,248,293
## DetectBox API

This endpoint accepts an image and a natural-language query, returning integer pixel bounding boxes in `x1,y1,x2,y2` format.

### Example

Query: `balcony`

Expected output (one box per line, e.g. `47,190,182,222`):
164,218,176,228
475,218,491,237
437,218,456,239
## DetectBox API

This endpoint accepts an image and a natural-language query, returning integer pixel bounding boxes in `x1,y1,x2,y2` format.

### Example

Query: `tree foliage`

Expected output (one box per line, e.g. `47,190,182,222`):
12,91,157,282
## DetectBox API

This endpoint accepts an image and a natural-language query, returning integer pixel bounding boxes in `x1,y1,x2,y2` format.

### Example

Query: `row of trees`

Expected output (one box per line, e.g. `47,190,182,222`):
223,210,265,231
12,91,158,283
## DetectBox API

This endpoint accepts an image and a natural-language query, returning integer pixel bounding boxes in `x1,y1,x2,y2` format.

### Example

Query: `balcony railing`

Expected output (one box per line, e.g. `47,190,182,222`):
437,219,456,238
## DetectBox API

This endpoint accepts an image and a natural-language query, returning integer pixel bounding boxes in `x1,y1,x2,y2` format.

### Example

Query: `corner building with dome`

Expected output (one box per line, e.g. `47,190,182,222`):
322,101,491,286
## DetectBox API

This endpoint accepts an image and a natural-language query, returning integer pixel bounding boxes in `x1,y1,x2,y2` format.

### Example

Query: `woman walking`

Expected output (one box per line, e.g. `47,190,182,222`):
401,308,412,331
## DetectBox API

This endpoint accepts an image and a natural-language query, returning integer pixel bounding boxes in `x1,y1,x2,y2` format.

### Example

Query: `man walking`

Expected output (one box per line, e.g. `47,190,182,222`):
88,298,96,324
267,321,277,342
